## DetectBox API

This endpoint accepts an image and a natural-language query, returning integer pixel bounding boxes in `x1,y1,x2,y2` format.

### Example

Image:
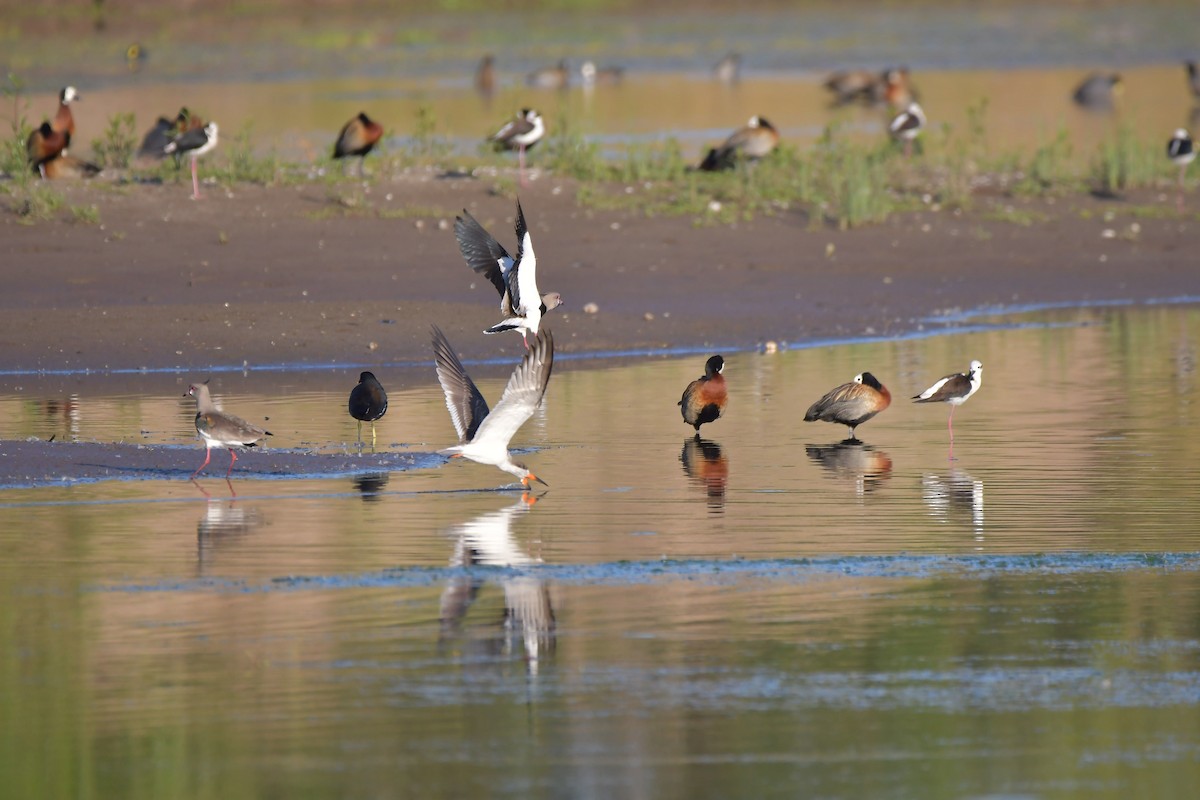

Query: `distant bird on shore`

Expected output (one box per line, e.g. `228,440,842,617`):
713,52,742,84
823,69,878,105
164,121,218,200
889,102,926,157
137,108,203,162
913,360,983,445
185,381,272,479
804,372,892,440
26,86,80,173
1188,61,1200,101
1168,128,1195,211
679,355,727,432
527,60,569,90
580,61,624,88
475,54,496,98
698,116,779,171
1072,73,1122,109
348,371,388,446
880,67,916,109
489,108,545,187
333,112,384,177
454,201,562,347
432,325,554,488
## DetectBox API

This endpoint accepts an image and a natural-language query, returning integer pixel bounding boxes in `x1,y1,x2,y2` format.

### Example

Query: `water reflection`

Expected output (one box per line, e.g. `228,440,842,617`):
196,485,263,572
922,468,985,542
680,436,729,511
352,473,389,502
439,494,555,675
806,439,894,498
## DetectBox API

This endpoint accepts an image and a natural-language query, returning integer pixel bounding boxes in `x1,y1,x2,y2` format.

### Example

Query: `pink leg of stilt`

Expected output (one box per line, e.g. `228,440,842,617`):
190,445,212,479
191,157,201,199
226,450,238,478
948,405,956,443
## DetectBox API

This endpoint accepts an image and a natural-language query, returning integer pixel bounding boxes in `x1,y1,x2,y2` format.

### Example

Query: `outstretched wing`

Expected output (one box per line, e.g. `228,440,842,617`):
431,326,491,442
454,210,513,296
507,201,540,317
470,328,554,449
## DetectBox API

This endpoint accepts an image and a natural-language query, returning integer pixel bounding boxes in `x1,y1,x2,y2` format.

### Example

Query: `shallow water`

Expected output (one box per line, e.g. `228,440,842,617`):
3,303,1200,797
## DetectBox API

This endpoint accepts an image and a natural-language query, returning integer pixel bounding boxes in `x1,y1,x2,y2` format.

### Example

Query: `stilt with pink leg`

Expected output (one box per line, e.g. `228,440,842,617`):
488,109,544,187
913,360,983,456
164,122,218,200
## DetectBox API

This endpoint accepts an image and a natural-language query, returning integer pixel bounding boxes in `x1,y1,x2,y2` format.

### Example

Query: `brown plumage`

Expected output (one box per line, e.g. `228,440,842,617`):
698,116,779,171
678,355,727,431
333,112,384,176
39,154,101,180
804,372,892,440
26,86,80,171
476,54,496,97
185,382,272,479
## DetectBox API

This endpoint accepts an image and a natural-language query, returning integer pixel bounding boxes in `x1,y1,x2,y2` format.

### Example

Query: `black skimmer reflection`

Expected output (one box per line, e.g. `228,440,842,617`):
454,201,562,348
1168,129,1195,211
679,355,727,432
431,325,554,488
913,360,983,447
164,121,218,199
889,102,926,157
333,112,384,177
804,372,892,440
348,371,388,447
698,116,780,171
489,108,545,187
185,381,272,479
806,440,894,497
681,436,729,511
1072,73,1122,109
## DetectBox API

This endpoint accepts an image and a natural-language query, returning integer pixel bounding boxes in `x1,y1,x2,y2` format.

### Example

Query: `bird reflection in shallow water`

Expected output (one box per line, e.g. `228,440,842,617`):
439,493,555,675
680,435,728,512
195,479,262,572
352,473,389,502
806,439,893,498
922,468,985,542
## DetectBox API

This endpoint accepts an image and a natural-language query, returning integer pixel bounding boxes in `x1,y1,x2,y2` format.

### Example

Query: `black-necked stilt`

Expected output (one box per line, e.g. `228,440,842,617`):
1072,73,1122,109
913,360,983,445
489,108,544,187
454,200,562,348
889,102,926,157
713,52,742,84
698,115,780,171
1168,128,1195,211
526,60,569,90
164,121,218,200
431,325,554,488
348,371,388,447
185,381,272,479
137,108,201,162
679,355,727,432
804,372,892,440
333,112,384,177
26,86,79,170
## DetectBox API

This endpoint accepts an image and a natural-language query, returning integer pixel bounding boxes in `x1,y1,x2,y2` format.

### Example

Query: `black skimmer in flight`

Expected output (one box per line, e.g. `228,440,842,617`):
713,52,742,84
698,116,780,171
489,108,545,187
164,121,218,200
913,360,983,446
348,371,388,447
1072,73,1122,109
26,86,79,173
889,102,926,157
526,60,569,90
431,325,554,488
1168,129,1195,211
454,201,562,348
185,381,272,479
679,355,727,432
804,372,892,440
333,112,384,177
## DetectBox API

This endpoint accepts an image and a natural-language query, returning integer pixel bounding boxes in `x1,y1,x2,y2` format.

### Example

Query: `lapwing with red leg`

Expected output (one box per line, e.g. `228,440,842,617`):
913,360,983,447
431,325,554,488
698,116,780,171
333,112,384,177
186,381,272,480
679,355,727,432
889,102,925,157
26,86,80,172
489,108,544,187
164,121,218,200
453,200,562,348
804,372,892,441
1168,129,1195,212
348,371,388,447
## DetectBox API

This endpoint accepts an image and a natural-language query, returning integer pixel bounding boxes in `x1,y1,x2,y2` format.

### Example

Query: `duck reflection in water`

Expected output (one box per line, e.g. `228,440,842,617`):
680,436,728,511
195,479,262,572
922,468,985,541
805,439,893,498
439,493,555,675
352,473,389,502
